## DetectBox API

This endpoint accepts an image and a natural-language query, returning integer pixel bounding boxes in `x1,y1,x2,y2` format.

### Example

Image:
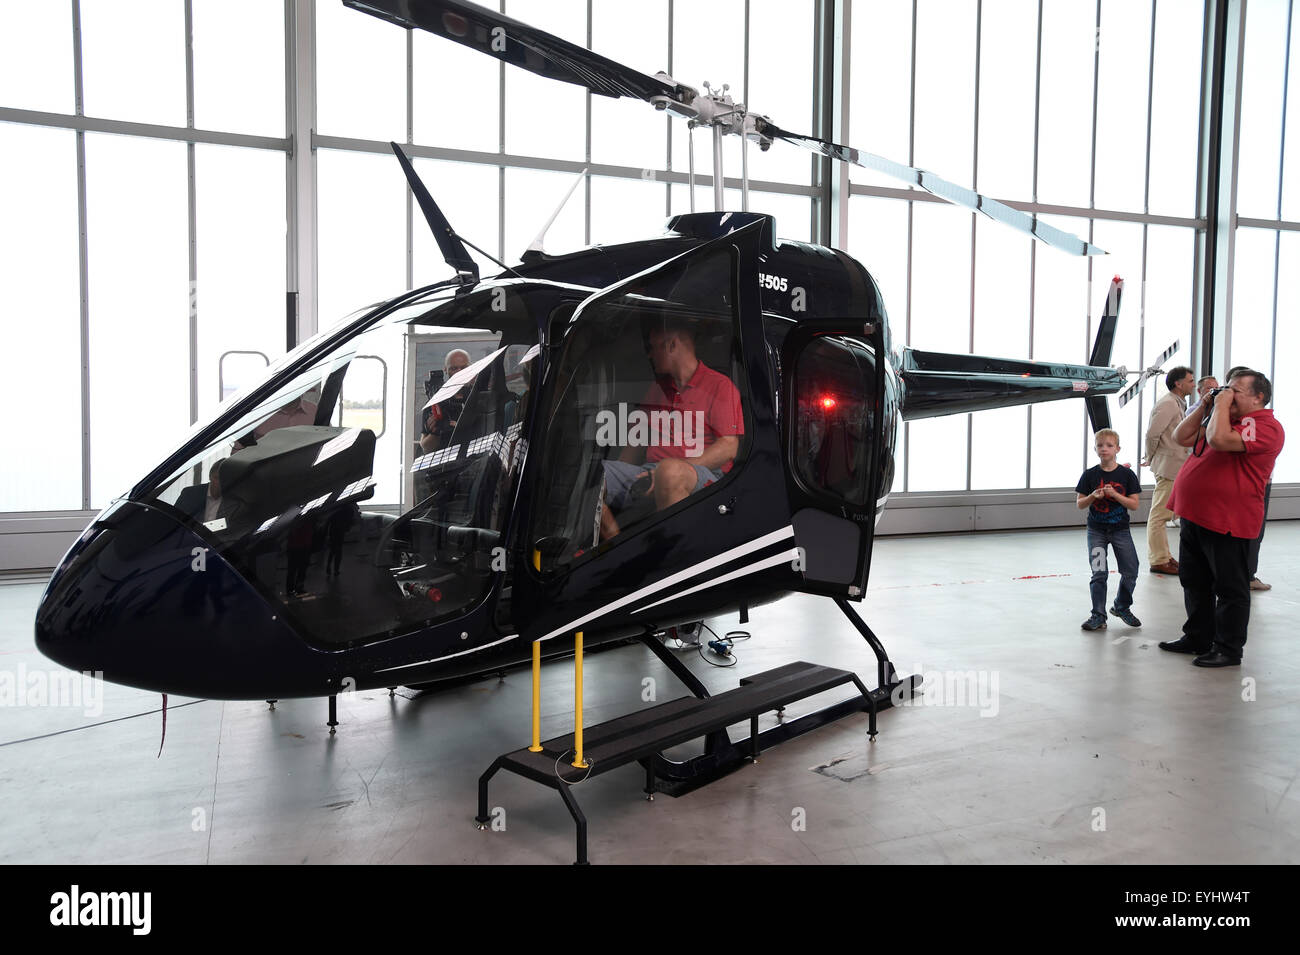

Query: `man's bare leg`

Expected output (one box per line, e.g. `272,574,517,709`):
652,458,698,510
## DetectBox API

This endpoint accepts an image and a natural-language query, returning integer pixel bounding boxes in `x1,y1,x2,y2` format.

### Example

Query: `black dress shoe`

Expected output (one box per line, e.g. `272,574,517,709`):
1192,651,1241,667
1158,639,1207,654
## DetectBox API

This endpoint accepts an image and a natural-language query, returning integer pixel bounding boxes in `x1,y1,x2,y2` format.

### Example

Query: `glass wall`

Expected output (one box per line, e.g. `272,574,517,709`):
0,0,286,512
847,0,1206,493
1235,0,1299,482
1,0,1294,522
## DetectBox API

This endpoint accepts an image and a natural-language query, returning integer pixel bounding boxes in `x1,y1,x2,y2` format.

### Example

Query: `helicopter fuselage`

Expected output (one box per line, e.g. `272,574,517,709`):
35,214,899,700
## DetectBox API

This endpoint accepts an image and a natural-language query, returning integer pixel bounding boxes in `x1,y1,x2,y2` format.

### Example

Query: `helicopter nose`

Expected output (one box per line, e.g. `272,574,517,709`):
35,500,325,699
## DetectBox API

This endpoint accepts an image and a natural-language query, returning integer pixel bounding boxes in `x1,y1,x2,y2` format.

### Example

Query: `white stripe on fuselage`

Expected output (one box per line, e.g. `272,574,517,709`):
631,547,801,613
533,525,795,644
374,633,518,675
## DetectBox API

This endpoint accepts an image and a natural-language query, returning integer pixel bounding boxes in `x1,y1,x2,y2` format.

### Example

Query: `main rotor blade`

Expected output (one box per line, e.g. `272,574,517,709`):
762,122,1106,256
345,0,676,102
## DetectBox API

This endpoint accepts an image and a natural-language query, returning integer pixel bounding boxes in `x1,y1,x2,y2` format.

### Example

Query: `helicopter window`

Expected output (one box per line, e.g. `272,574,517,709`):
139,284,548,648
530,245,747,573
793,336,876,508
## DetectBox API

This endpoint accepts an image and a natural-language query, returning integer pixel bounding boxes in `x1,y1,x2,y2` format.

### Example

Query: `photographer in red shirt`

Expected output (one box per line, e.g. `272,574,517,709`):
1161,369,1284,666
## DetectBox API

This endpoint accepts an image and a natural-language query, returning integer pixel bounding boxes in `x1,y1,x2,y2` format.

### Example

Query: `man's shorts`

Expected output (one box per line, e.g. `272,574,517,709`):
602,459,723,510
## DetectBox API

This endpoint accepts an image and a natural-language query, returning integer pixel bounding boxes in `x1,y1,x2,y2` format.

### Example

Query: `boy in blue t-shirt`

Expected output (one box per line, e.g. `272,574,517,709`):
1074,429,1142,631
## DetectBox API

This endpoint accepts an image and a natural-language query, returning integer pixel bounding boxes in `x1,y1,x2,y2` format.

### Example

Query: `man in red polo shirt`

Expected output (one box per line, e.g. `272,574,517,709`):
600,318,744,540
1159,369,1284,666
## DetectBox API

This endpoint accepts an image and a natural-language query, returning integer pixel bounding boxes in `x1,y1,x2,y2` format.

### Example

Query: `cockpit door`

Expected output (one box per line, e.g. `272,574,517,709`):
781,320,891,599
507,222,789,641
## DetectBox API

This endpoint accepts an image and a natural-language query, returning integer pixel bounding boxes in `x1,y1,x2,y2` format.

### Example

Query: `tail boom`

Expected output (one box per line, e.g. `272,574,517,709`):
898,349,1125,421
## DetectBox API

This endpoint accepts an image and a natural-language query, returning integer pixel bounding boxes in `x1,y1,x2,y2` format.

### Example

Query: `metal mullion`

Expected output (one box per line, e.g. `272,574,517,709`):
1271,0,1293,389
811,0,823,239
665,0,674,216
311,134,817,193
186,0,198,429
1190,0,1213,373
745,0,752,215
406,28,413,290
585,0,592,246
1085,0,1101,475
1220,3,1248,373
0,107,287,150
498,0,505,263
743,0,750,104
1027,0,1043,490
1137,221,1150,478
1237,215,1300,230
967,0,981,493
903,0,917,493
808,0,821,237
1144,1,1157,217
284,0,295,352
287,0,316,348
1135,0,1158,481
73,0,91,510
1195,0,1231,377
829,0,851,249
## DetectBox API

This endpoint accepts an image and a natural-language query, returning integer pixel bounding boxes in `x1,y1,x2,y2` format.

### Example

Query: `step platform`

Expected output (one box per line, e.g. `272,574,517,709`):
475,660,920,863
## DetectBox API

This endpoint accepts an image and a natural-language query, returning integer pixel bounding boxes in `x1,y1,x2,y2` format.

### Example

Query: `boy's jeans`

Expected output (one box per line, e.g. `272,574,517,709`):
1087,523,1138,615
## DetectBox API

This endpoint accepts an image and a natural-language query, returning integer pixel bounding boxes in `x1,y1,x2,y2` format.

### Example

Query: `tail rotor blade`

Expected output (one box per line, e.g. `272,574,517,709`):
1117,338,1180,408
1086,396,1111,432
1117,376,1144,409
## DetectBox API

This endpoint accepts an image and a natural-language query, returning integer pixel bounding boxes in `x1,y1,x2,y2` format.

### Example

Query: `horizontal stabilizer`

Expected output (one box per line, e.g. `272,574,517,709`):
899,350,1126,421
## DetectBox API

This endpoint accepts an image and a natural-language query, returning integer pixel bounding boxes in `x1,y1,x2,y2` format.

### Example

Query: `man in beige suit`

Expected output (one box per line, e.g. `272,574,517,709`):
1144,366,1195,574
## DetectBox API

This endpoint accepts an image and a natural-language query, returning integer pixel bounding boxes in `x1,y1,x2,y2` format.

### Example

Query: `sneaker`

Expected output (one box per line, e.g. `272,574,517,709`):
1081,612,1108,631
1110,606,1142,627
1249,578,1271,591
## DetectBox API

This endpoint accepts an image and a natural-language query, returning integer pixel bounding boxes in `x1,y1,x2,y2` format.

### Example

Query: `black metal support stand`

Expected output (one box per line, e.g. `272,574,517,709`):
473,611,920,863
327,694,338,736
835,598,899,690
638,632,711,699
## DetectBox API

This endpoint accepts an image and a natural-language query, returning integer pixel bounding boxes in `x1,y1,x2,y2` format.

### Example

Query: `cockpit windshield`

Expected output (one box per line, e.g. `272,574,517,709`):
140,281,581,647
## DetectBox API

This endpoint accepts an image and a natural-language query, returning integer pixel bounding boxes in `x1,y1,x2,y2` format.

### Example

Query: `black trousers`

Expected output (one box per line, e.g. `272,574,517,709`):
1178,519,1251,658
1246,481,1271,579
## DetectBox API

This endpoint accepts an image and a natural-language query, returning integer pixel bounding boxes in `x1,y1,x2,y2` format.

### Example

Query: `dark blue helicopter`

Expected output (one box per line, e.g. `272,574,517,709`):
35,0,1127,713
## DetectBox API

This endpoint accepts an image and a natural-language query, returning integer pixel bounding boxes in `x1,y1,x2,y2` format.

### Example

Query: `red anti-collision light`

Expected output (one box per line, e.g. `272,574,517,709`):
427,587,442,602
819,395,838,411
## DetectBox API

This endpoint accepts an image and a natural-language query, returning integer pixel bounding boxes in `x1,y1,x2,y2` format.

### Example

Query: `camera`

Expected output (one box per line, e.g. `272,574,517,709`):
1207,385,1230,399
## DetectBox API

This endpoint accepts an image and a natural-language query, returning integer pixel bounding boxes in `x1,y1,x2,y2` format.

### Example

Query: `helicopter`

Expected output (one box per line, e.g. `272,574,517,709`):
34,0,1135,815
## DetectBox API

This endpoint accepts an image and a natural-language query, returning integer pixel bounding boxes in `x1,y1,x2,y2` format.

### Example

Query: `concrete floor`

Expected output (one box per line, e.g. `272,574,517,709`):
2,523,1298,865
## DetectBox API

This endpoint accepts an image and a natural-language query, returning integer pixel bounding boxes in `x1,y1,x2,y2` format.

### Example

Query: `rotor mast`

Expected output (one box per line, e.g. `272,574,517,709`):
654,76,772,214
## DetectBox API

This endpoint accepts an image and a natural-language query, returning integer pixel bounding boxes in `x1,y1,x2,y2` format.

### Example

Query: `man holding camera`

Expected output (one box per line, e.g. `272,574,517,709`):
1143,366,1195,574
1160,370,1284,667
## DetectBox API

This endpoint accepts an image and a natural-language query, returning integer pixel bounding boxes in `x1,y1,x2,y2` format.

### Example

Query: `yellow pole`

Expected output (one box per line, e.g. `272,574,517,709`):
528,640,543,752
572,631,588,768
